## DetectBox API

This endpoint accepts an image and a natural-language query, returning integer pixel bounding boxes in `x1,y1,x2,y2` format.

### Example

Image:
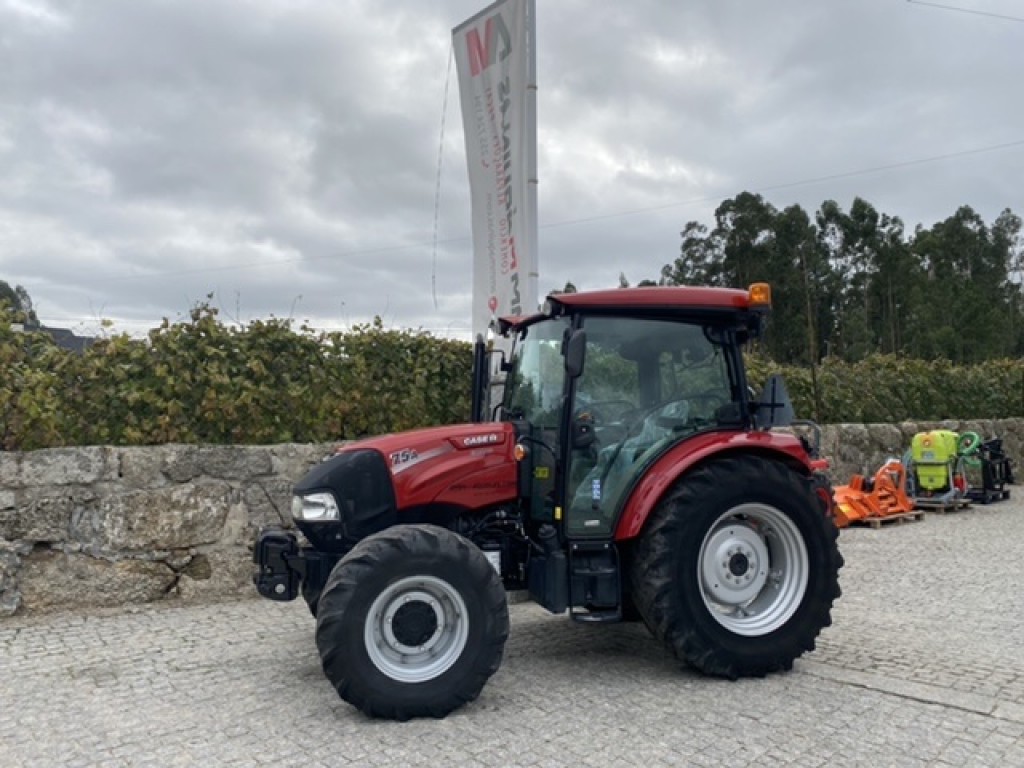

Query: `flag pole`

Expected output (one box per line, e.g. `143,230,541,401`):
525,0,539,314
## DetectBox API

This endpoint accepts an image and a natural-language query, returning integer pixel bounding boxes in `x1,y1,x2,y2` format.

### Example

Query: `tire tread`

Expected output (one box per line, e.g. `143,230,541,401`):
630,456,843,678
316,524,509,720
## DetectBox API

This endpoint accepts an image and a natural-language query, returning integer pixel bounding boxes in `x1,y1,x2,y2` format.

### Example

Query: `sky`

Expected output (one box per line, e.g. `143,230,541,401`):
2,0,1023,340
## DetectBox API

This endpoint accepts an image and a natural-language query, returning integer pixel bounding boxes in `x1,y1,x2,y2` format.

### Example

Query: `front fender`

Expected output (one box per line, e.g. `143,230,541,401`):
613,431,812,541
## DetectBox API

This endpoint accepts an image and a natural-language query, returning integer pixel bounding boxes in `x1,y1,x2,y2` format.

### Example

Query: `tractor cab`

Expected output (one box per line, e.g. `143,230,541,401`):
491,285,775,618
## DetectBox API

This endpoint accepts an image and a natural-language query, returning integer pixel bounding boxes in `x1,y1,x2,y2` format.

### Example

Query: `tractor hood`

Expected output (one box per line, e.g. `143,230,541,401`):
292,422,519,551
346,421,519,507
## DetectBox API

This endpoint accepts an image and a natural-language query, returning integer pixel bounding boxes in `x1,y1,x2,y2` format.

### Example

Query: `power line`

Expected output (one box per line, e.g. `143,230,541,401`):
906,0,1024,23
534,138,1024,229
101,136,1024,282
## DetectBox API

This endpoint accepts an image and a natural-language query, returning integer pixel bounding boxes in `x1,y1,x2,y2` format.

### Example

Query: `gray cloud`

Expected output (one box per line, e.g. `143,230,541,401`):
2,0,1022,338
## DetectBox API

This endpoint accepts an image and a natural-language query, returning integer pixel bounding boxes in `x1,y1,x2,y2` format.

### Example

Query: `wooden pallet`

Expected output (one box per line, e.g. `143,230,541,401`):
851,510,926,529
913,497,972,513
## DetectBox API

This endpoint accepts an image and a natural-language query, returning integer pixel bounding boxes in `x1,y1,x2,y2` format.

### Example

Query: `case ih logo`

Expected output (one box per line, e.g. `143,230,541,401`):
463,433,502,447
464,12,511,76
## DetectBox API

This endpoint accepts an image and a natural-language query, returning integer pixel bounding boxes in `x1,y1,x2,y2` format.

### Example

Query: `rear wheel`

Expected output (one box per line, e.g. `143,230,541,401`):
315,524,509,720
630,455,842,677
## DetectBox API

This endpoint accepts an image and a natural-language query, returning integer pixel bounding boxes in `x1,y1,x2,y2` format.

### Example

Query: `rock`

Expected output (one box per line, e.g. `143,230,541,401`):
862,423,905,471
831,423,871,480
19,446,115,486
72,482,231,552
0,453,19,489
0,494,76,542
202,445,274,479
269,443,338,481
242,479,294,531
0,539,27,615
161,444,201,483
164,445,274,482
18,550,176,611
218,493,251,547
115,446,170,490
182,553,212,580
897,421,920,443
995,419,1024,465
176,549,254,601
866,423,902,452
165,550,193,570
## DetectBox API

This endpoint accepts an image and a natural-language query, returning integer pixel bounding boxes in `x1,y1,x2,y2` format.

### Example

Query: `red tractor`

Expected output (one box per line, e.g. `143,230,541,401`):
254,284,842,720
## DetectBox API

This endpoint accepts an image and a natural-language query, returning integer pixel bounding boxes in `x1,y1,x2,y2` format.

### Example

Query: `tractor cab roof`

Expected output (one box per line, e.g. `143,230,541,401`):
497,284,771,337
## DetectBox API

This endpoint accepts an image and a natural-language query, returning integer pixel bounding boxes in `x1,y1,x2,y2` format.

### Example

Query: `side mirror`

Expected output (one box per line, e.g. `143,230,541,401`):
754,374,796,429
565,329,586,379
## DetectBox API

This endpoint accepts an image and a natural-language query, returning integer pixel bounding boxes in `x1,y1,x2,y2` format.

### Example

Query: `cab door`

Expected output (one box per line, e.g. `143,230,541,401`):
564,316,735,538
502,317,571,525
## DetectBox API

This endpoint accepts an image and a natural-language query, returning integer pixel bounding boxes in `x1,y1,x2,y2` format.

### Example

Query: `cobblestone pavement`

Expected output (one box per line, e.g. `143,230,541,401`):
3,499,1024,767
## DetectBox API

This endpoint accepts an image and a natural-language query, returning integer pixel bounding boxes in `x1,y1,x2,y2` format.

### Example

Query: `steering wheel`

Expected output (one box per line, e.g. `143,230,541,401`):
593,396,690,482
577,399,636,425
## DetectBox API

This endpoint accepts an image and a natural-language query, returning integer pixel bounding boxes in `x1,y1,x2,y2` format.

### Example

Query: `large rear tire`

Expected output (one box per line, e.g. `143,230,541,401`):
630,456,842,678
315,524,509,720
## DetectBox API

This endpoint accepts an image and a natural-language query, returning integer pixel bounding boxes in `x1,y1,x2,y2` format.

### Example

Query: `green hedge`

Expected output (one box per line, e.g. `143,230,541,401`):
0,306,472,450
4,305,1024,450
746,353,1024,424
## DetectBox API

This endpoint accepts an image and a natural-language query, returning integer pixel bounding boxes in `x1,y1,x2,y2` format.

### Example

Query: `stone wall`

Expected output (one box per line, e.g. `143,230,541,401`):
1,419,1021,616
816,418,1024,485
0,443,333,616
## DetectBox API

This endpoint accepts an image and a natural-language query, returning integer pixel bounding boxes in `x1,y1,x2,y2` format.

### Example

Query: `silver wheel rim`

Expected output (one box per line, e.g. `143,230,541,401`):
364,575,469,683
698,503,809,637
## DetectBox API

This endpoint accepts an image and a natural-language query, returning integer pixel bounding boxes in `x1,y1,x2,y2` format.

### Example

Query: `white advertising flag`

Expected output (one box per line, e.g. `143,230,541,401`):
453,0,538,339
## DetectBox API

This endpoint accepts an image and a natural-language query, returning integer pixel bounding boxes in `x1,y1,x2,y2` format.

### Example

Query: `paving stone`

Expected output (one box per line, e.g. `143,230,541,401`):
3,500,1024,766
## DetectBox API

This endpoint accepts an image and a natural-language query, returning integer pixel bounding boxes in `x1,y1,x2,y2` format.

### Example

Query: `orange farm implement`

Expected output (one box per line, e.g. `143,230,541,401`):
832,459,915,528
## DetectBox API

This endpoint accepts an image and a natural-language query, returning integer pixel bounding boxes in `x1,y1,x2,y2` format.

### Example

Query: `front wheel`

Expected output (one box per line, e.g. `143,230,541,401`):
301,580,322,618
630,456,843,678
315,524,509,720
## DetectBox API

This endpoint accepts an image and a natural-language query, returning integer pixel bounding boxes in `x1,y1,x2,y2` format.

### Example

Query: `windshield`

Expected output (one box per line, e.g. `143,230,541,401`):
503,317,570,427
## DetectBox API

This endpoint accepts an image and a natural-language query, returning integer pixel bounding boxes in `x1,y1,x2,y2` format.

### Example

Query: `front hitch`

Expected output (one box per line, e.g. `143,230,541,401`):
253,527,304,601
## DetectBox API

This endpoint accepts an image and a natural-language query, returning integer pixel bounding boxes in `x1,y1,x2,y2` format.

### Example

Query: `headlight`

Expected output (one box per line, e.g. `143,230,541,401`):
291,492,340,521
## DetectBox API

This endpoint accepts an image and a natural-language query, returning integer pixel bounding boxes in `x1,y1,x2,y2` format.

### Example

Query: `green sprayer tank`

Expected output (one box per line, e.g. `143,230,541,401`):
910,430,959,491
